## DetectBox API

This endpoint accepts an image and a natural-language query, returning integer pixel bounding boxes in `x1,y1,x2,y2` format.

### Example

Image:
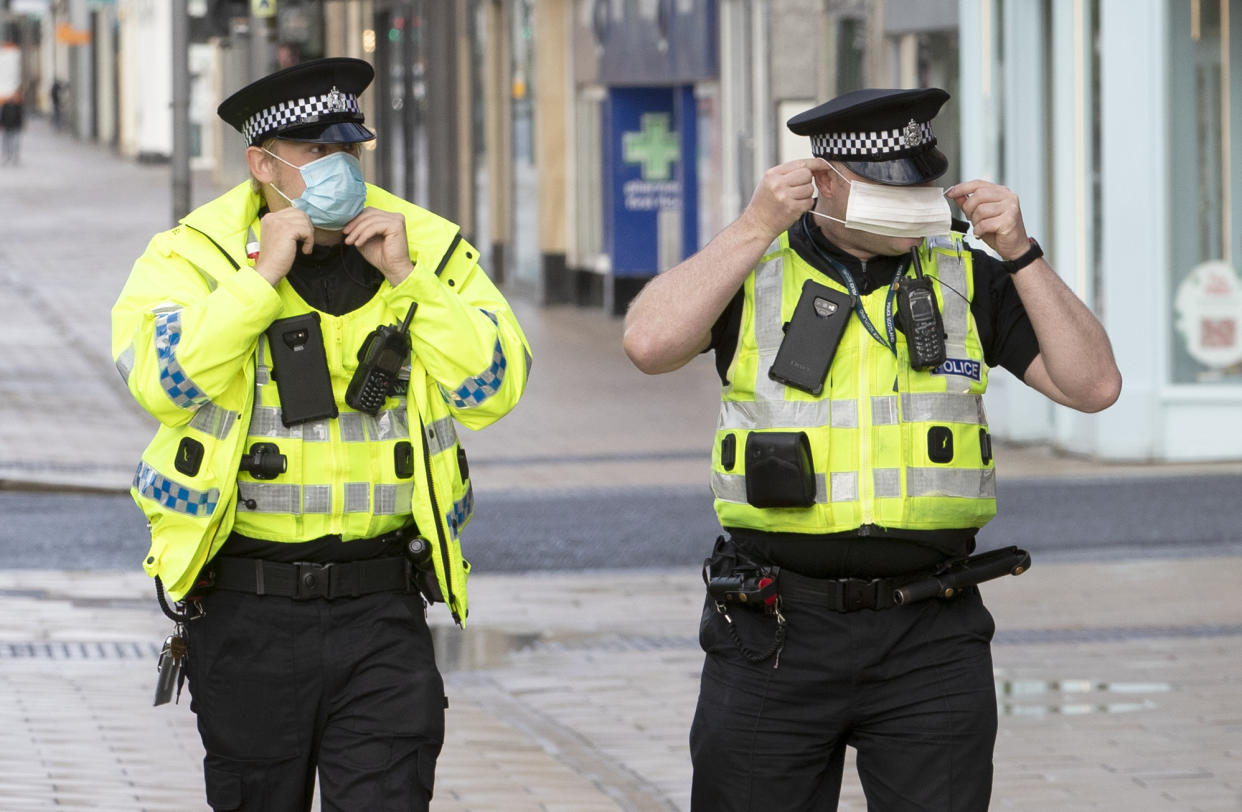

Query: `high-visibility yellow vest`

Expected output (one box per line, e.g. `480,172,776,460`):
112,182,531,623
711,232,995,534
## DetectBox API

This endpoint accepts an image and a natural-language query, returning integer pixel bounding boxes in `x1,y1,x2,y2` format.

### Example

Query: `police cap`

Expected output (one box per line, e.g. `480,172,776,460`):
787,88,950,185
218,57,376,147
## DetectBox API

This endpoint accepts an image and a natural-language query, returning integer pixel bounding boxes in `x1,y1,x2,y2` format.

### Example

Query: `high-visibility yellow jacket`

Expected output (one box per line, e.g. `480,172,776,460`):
711,232,995,535
112,182,531,624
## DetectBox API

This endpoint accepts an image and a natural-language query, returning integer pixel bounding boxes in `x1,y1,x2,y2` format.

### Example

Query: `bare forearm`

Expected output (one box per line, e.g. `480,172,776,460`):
623,215,775,374
1014,260,1121,411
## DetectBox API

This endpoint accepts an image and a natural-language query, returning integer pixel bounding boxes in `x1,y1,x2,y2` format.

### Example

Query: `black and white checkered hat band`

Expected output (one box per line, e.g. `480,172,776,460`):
242,90,362,144
810,120,935,159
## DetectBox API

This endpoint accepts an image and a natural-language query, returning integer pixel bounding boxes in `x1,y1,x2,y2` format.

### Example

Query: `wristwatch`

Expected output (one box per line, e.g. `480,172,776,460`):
1000,238,1043,275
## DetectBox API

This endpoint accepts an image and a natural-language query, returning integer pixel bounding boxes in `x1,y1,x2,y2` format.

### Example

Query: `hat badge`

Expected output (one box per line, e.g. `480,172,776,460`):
902,118,923,147
326,86,348,113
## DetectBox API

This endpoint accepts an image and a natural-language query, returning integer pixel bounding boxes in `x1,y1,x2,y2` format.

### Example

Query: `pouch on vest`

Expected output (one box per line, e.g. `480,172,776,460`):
745,431,816,508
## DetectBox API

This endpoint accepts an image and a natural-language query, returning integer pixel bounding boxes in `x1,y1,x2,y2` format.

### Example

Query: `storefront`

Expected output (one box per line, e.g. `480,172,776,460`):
958,0,1242,461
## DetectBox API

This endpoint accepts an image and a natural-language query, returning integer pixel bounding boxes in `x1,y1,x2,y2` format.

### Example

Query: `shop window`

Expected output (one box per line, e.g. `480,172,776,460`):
1169,0,1242,384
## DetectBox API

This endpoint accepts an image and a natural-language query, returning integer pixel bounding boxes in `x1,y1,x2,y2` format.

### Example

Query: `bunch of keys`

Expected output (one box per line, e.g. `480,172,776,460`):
153,625,188,706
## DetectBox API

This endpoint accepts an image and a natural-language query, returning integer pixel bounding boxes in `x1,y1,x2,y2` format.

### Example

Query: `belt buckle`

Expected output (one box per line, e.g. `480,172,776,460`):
293,561,333,600
838,578,880,612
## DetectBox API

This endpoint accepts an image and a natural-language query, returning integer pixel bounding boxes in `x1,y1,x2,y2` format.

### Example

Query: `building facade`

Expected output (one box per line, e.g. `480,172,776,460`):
3,0,1239,462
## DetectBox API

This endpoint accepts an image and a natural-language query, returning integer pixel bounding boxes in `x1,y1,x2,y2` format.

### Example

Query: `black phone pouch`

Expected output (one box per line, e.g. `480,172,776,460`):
744,431,816,508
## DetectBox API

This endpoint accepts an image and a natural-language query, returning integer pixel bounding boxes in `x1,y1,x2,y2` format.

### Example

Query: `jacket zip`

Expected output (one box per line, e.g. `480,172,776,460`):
417,412,460,624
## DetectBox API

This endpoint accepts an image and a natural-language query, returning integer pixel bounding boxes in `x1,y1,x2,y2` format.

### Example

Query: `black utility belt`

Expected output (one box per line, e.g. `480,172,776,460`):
778,545,1031,612
777,568,918,612
207,555,411,600
706,538,1031,615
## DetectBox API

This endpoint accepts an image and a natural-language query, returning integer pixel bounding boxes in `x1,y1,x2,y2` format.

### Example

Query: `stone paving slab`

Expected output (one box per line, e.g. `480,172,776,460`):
2,558,1241,810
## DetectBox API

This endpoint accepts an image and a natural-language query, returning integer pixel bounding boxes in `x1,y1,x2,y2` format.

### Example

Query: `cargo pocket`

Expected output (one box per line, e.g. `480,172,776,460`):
204,764,242,810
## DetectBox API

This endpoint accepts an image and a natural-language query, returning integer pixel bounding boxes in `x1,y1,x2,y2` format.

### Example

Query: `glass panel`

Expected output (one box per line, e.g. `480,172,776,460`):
1168,0,1242,384
510,0,539,288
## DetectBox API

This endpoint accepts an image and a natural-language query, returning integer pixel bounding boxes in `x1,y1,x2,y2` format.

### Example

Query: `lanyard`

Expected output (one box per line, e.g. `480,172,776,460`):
800,219,908,357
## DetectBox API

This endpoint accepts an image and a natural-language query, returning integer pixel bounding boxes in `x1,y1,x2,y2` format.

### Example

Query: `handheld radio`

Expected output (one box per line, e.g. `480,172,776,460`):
345,304,415,415
897,249,947,370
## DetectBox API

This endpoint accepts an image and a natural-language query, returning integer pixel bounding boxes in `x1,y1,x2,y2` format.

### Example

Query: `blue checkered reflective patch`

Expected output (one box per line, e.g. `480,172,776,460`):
444,312,507,408
133,461,219,517
445,486,474,539
154,311,209,409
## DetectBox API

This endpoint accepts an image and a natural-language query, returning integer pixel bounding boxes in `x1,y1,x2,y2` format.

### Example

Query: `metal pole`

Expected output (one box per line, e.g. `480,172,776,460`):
171,0,192,223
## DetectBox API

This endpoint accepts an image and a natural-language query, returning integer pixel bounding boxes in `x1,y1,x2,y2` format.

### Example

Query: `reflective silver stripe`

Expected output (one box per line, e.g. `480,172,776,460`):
932,249,976,393
830,399,857,429
247,407,332,442
344,482,370,513
752,255,787,402
936,248,969,345
374,483,413,515
367,407,410,442
829,471,858,502
709,471,829,504
189,403,238,440
906,467,996,499
425,416,457,456
339,413,367,442
237,482,300,513
925,235,960,252
711,472,747,504
303,484,331,513
871,396,898,426
248,406,301,439
900,392,986,425
132,461,219,516
235,482,414,514
255,336,271,386
873,468,901,498
718,399,828,431
301,420,330,442
115,344,136,384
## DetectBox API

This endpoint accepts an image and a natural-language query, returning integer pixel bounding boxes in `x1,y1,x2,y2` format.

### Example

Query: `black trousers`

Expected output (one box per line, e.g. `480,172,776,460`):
184,589,445,811
690,581,998,811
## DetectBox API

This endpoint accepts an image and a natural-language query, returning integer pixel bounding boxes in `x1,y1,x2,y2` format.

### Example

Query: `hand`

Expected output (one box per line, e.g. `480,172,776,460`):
945,180,1031,260
738,158,830,242
343,207,415,285
254,207,314,286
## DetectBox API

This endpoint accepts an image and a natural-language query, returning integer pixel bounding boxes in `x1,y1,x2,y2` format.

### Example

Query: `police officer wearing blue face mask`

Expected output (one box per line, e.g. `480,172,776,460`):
624,88,1121,810
112,58,531,811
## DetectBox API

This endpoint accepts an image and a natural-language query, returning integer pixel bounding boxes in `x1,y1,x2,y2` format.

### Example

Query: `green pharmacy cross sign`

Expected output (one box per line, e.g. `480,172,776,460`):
623,113,680,182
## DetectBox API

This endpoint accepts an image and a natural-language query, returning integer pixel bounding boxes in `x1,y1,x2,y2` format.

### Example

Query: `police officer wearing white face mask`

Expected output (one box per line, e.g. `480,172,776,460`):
112,58,531,811
624,88,1121,810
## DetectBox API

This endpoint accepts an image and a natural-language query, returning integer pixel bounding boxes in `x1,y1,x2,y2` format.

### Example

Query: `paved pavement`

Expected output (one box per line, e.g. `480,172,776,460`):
2,114,1241,810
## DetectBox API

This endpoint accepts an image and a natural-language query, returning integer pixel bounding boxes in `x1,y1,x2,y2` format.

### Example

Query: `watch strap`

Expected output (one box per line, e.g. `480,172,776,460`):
1000,238,1043,275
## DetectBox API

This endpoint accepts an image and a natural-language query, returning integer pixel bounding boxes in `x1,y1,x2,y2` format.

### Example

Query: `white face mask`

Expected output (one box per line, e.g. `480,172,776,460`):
812,162,951,239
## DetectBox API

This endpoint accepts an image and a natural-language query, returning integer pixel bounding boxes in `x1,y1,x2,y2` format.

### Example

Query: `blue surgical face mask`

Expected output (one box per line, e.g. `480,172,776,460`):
264,148,367,230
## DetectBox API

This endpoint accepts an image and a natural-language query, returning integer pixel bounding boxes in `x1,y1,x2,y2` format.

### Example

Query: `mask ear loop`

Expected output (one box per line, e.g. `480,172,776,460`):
261,148,299,207
808,160,852,228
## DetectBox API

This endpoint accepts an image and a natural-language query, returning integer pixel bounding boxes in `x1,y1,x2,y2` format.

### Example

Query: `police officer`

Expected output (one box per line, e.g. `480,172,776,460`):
623,88,1121,810
112,58,530,810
